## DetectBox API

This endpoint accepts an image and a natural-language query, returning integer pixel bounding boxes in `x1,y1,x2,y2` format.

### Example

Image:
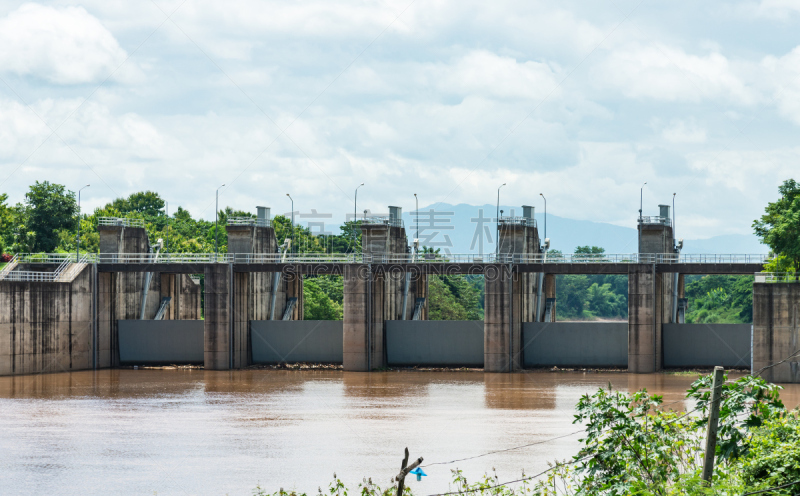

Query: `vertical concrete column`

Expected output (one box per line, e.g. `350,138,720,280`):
628,264,656,373
654,271,674,370
753,282,800,383
343,264,369,371
96,271,114,368
544,273,557,321
409,273,428,320
484,265,522,372
370,270,386,369
232,271,249,368
286,273,304,320
204,264,230,370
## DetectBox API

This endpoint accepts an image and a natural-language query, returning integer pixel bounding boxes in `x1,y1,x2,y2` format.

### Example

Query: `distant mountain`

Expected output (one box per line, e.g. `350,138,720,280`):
396,203,767,255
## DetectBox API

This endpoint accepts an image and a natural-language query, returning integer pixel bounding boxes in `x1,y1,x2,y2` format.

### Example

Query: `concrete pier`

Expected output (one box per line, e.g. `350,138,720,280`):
753,282,800,383
342,264,371,371
628,264,656,373
204,263,231,370
484,265,522,372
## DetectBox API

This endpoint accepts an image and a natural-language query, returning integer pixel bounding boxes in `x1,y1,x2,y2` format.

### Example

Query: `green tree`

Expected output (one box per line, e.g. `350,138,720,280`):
574,245,606,255
303,278,342,320
0,193,14,254
684,275,754,323
19,181,78,253
753,179,800,273
427,275,469,320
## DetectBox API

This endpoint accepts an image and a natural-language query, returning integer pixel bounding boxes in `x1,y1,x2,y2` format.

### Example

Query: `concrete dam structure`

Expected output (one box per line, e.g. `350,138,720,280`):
2,203,799,382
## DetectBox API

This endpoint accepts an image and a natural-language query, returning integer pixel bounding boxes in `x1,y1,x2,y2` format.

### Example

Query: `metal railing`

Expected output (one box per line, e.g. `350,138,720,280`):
0,254,19,278
755,272,800,283
98,217,146,228
6,252,774,266
0,254,90,282
227,217,271,228
361,216,404,228
498,216,536,228
639,216,670,225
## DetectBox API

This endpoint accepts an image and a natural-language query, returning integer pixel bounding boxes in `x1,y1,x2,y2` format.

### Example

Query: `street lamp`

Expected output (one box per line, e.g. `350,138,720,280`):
639,182,647,221
539,193,546,241
286,194,294,254
496,183,506,255
354,183,364,252
672,192,676,236
414,193,419,251
76,184,89,261
215,184,225,259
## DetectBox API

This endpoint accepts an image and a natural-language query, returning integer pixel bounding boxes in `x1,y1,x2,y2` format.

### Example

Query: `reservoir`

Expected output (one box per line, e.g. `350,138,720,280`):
1,370,798,495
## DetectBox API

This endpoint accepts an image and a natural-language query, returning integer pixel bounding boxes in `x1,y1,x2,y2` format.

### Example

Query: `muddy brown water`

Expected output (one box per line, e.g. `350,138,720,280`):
1,370,798,495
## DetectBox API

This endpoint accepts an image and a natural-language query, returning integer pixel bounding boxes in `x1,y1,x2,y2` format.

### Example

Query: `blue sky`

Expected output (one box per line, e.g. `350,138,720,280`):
0,0,799,240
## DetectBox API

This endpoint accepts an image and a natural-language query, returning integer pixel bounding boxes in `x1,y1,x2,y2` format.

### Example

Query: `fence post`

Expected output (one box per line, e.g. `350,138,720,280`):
702,366,725,483
396,448,409,496
395,448,423,496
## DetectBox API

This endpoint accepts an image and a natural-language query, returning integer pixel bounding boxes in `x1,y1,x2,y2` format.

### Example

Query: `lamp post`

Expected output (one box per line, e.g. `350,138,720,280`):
215,184,225,259
414,193,419,245
76,184,90,261
354,183,364,252
672,192,676,235
496,183,506,255
539,193,546,241
286,194,294,254
639,182,647,221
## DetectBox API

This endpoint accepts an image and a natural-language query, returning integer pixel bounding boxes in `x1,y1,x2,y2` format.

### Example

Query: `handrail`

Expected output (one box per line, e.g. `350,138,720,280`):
227,217,271,227
98,217,145,228
7,252,774,265
755,272,800,283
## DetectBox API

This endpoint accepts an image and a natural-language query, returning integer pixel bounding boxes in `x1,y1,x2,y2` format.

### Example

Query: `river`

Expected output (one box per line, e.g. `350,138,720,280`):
1,369,798,495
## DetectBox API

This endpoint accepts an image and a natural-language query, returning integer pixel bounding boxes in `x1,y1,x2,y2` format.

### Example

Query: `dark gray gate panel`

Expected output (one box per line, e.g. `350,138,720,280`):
386,321,484,366
663,324,751,368
251,321,343,364
118,320,204,364
522,322,628,367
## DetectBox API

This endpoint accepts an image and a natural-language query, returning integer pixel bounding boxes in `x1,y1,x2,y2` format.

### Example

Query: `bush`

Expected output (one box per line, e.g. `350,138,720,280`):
0,253,11,263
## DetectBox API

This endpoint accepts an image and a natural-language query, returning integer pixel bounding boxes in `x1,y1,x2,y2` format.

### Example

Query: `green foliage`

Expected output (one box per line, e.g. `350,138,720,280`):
753,179,800,273
684,275,754,323
574,245,606,255
427,275,484,320
303,277,343,320
0,193,13,254
737,414,800,494
12,181,78,253
686,374,784,461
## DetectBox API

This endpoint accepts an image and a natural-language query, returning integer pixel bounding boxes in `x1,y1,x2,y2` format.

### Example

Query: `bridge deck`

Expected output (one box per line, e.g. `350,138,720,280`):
95,262,764,275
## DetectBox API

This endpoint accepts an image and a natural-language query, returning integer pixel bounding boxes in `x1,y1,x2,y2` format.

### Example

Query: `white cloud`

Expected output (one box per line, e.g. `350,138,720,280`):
436,51,559,101
594,44,759,104
662,119,707,144
0,3,129,84
762,46,800,124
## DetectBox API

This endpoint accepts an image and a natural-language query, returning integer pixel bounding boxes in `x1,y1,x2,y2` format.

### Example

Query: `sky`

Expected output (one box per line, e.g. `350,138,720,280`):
0,0,799,241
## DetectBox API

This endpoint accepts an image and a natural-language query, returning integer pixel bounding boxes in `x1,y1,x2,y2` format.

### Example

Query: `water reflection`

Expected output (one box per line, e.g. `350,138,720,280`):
0,369,798,495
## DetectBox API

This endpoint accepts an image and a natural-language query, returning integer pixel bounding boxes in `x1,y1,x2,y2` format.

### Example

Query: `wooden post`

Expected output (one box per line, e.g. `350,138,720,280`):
395,448,423,496
396,448,409,496
702,366,725,483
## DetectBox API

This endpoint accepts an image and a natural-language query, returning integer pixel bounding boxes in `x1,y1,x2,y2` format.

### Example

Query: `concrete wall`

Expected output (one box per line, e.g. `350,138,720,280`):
522,322,628,367
251,320,343,364
753,283,800,383
386,320,484,366
662,324,751,368
0,265,94,376
118,320,203,364
628,264,656,373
